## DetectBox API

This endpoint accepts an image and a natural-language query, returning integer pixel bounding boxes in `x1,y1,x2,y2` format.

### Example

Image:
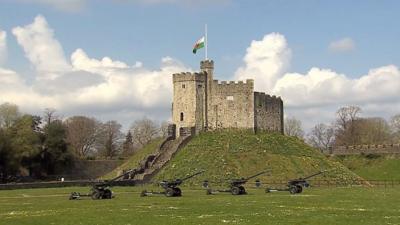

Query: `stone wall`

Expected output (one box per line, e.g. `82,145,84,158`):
331,144,400,155
254,92,284,134
208,79,255,129
172,72,206,137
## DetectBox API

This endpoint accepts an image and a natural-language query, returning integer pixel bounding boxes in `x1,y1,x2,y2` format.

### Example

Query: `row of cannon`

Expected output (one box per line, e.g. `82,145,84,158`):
69,170,327,200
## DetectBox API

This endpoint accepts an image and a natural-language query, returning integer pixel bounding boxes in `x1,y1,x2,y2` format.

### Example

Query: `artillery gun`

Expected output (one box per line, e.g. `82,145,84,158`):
140,171,204,197
205,171,268,195
69,169,136,200
265,170,326,194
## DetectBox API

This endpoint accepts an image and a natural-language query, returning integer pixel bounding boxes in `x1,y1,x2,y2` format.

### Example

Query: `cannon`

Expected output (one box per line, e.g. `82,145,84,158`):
265,170,326,194
140,170,204,197
69,169,136,200
205,171,268,195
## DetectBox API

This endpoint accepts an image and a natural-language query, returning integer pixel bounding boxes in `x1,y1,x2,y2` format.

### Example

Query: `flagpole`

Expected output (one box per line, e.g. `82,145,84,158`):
205,24,208,60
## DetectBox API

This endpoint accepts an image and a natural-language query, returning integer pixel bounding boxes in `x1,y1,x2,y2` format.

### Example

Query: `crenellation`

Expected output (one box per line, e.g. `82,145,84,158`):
172,60,284,137
331,144,400,155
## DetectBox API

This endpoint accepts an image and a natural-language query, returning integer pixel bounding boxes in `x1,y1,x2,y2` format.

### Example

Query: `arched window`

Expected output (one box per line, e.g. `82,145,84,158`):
180,112,184,121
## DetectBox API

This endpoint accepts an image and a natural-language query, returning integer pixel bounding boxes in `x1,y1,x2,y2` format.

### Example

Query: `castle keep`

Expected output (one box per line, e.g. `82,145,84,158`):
172,60,284,137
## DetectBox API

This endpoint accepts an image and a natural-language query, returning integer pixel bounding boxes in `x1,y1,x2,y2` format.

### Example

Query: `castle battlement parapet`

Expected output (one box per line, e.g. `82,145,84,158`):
172,60,284,137
331,144,400,155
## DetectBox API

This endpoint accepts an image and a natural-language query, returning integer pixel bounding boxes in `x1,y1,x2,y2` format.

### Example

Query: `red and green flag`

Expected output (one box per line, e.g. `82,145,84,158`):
192,36,205,54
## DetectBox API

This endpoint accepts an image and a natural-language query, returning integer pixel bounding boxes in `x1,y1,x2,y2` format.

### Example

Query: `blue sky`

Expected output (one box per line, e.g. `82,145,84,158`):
0,0,399,130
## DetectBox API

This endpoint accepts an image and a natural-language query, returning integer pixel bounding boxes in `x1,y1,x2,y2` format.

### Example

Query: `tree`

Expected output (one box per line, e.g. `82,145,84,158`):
130,118,159,147
97,121,123,159
390,114,400,142
64,116,100,158
334,105,362,145
0,129,17,181
121,131,135,157
0,102,20,129
159,121,169,137
307,123,335,153
356,117,391,144
41,120,73,175
43,108,59,126
284,116,304,139
9,115,42,177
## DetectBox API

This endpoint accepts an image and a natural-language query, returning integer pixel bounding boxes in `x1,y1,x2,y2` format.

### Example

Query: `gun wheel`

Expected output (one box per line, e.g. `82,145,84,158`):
289,186,298,194
91,190,101,200
296,185,303,194
231,186,241,195
165,188,174,197
103,189,112,199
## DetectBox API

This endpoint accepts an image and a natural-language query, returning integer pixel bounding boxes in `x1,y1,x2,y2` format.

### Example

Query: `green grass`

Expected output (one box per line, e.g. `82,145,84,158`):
154,130,361,185
0,186,399,225
101,138,164,179
334,154,400,180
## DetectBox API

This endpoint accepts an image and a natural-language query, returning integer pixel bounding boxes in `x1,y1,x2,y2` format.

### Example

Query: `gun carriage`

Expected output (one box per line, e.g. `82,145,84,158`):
140,171,204,197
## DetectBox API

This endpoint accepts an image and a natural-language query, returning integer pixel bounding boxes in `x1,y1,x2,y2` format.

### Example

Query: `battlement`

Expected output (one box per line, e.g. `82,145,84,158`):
173,71,207,82
331,144,400,155
212,79,254,92
200,60,214,70
254,92,283,109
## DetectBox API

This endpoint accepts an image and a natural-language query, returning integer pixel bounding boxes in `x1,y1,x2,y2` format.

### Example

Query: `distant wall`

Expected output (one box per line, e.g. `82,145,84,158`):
254,92,284,134
331,144,400,155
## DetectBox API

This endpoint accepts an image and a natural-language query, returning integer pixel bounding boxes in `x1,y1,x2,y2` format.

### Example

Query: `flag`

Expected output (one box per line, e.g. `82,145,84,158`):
192,36,205,54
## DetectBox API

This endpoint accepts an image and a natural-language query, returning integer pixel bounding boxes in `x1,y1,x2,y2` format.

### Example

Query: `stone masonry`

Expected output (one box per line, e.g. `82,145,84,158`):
172,60,284,137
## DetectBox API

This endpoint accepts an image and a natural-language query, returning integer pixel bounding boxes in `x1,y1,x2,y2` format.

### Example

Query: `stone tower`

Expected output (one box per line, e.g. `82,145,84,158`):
172,60,284,137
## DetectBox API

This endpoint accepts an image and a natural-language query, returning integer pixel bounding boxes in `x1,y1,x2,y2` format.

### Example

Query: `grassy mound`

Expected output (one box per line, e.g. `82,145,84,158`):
334,154,400,180
100,138,163,180
154,130,361,185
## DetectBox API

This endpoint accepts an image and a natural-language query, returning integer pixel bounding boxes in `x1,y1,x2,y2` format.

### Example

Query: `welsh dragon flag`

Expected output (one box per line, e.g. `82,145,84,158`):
192,36,205,54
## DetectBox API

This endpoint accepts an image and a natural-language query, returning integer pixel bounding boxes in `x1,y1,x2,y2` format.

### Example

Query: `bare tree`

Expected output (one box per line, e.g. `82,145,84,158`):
64,116,100,158
159,121,169,137
356,117,391,144
0,102,21,129
334,105,362,145
130,118,159,147
390,114,400,142
307,123,335,153
97,121,123,159
43,108,58,125
284,116,304,139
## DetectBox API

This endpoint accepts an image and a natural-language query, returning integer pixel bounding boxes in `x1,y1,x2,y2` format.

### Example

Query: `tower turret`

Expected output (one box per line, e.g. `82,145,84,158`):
200,60,214,129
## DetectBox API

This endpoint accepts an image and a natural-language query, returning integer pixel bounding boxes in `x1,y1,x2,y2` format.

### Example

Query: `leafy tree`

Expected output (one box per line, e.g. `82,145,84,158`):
284,116,304,139
0,102,20,129
64,116,100,158
121,130,135,157
0,129,18,181
41,120,73,175
9,115,42,177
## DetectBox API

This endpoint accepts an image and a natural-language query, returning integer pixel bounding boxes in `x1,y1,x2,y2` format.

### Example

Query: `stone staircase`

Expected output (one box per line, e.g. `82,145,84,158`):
131,135,192,182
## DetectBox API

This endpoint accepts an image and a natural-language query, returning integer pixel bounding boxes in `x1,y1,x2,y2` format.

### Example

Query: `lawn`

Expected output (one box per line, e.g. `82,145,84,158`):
0,186,399,225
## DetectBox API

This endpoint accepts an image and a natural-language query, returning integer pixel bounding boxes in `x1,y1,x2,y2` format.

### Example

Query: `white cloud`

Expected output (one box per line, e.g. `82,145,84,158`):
328,37,355,53
0,30,6,65
14,0,85,12
234,33,291,91
235,33,400,130
12,15,71,80
2,15,399,132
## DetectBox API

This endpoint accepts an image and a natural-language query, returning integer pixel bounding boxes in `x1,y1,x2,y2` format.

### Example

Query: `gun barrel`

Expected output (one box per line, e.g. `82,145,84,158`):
181,170,205,182
245,170,269,181
303,171,325,180
103,169,135,185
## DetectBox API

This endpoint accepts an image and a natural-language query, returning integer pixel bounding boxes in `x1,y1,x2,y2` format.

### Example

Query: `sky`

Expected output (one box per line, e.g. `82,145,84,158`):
0,0,399,131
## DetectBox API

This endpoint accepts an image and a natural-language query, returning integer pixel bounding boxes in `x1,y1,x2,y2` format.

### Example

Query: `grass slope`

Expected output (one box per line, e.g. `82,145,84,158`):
0,187,399,225
334,154,400,180
154,130,360,185
100,138,163,180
